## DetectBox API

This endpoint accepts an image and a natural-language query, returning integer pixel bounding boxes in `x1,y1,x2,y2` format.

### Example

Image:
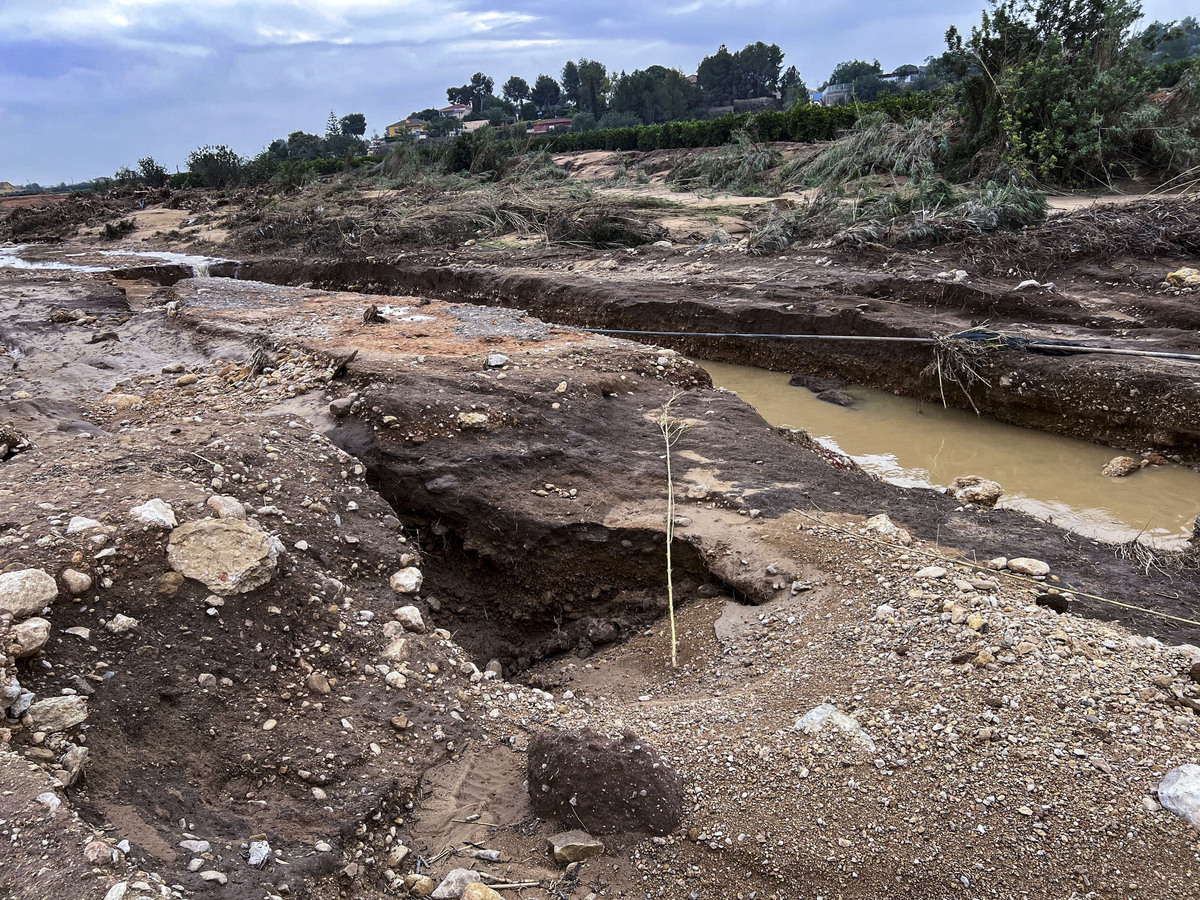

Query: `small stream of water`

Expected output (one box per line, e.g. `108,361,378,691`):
705,361,1200,547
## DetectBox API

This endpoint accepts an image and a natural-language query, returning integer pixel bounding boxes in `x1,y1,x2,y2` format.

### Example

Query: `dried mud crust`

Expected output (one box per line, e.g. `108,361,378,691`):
0,271,1198,900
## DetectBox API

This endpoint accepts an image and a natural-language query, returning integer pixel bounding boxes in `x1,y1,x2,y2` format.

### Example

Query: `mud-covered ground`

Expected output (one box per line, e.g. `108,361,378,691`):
2,164,1200,900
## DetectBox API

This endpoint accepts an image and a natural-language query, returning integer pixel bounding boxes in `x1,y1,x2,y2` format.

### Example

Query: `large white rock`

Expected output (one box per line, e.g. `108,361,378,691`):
1159,764,1200,828
9,617,50,658
167,518,279,595
795,703,876,752
1008,557,1050,577
130,498,177,528
26,695,88,732
66,516,103,534
205,495,246,519
394,605,425,633
0,569,58,618
948,475,1004,508
389,567,423,595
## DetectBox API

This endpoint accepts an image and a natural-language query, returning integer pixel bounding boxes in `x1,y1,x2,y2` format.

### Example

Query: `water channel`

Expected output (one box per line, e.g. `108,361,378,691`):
704,360,1200,548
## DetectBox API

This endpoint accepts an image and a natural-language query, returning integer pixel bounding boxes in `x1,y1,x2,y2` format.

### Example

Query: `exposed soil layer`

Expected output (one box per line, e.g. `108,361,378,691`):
218,244,1200,465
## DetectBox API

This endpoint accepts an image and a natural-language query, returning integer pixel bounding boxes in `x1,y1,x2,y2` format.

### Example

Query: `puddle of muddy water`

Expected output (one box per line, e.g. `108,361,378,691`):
0,243,226,274
704,360,1200,547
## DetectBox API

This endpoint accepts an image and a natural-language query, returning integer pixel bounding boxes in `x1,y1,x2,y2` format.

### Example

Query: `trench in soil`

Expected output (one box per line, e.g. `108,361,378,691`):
6,245,1198,553
704,361,1200,548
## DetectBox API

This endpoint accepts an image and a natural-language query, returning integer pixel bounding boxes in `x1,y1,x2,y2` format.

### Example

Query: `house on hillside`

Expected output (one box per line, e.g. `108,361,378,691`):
0,182,19,194
439,104,472,120
529,117,573,135
385,118,429,140
817,83,854,106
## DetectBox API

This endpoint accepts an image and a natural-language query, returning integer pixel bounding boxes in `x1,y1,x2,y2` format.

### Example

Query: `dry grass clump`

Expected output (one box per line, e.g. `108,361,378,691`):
782,112,952,188
669,130,781,195
229,180,665,254
748,179,1047,254
954,196,1200,276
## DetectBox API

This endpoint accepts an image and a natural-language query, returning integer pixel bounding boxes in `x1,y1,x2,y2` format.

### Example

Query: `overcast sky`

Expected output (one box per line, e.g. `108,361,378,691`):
0,0,1188,185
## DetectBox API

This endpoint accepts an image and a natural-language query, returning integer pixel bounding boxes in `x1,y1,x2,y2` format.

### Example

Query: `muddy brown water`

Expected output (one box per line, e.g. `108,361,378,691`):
705,360,1200,548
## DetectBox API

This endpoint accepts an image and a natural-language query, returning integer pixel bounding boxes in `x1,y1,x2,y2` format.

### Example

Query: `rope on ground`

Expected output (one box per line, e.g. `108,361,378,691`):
581,328,1200,364
792,507,1200,630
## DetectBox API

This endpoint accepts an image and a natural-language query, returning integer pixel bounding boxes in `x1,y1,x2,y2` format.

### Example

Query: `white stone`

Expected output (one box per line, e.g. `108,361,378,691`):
0,569,58,618
389,567,423,595
130,498,177,528
105,614,139,634
27,695,88,732
1159,764,1200,828
914,566,947,579
66,516,103,534
794,703,876,752
394,605,425,633
863,513,911,545
1008,557,1050,577
206,495,247,519
104,882,128,900
61,569,93,594
10,617,51,658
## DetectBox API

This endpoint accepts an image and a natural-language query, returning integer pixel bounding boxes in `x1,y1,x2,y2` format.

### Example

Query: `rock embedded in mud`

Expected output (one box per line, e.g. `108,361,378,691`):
66,515,103,534
103,392,143,409
527,728,684,835
206,495,246,519
1008,557,1050,577
1164,267,1200,289
863,514,911,545
9,617,50,658
461,886,503,900
404,873,436,896
794,703,876,753
1158,764,1200,828
105,613,139,634
329,398,353,417
389,567,424,595
815,389,855,407
432,869,494,899
456,411,489,429
485,353,509,368
949,475,1004,508
166,518,279,595
394,605,425,633
547,830,605,865
60,569,93,595
0,569,58,618
1102,456,1144,478
26,695,88,732
59,744,88,786
306,672,331,694
130,498,177,529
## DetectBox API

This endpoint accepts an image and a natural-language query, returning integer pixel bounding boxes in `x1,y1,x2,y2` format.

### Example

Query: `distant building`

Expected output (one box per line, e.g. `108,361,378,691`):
385,118,429,140
529,117,573,135
0,181,19,194
462,120,491,134
439,104,472,120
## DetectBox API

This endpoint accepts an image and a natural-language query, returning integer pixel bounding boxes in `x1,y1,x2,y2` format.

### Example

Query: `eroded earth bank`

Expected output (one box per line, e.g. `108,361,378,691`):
1,180,1200,900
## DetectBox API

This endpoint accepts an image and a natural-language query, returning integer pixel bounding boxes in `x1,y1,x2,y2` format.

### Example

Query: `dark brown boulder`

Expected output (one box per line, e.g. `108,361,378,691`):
527,728,683,834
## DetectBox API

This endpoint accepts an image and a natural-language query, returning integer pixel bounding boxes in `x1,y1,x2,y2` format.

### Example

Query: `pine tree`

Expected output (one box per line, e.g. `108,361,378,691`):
325,111,339,138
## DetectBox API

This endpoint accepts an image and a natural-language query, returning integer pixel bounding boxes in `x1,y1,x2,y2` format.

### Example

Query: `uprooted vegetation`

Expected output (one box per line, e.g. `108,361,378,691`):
228,178,667,254
668,130,783,195
748,177,1047,253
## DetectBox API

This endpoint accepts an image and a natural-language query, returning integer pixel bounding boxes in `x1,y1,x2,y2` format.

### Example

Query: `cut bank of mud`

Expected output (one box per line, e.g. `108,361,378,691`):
208,240,1200,466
